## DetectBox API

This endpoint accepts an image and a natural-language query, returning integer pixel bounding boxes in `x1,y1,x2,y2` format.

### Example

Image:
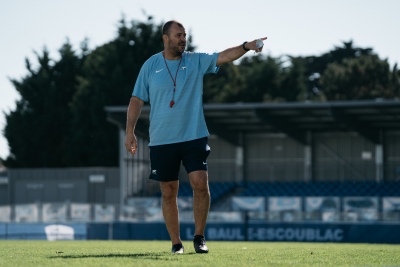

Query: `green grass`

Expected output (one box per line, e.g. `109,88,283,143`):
0,241,399,267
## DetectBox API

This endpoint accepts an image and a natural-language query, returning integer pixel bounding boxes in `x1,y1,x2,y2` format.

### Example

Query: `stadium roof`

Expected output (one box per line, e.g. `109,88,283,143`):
106,100,400,145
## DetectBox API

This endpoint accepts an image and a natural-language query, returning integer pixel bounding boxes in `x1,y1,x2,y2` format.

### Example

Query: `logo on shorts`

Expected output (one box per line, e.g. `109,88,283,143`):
203,162,207,165
152,170,157,175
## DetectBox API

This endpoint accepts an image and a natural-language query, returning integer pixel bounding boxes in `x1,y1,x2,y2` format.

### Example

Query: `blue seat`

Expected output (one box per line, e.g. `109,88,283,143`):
238,181,400,197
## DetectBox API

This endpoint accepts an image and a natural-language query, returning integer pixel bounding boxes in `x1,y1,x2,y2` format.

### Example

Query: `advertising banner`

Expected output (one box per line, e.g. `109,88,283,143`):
92,222,400,244
0,206,10,222
94,204,115,222
0,223,86,240
42,203,67,222
269,197,301,211
15,204,39,222
232,197,265,211
70,203,90,222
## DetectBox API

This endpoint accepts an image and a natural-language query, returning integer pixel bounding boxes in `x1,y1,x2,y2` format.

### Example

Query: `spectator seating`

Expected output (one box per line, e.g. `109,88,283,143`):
238,181,400,197
155,181,400,204
155,181,237,203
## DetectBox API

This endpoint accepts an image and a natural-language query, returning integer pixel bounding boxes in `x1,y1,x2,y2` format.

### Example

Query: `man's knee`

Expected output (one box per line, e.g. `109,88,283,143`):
190,172,209,193
160,181,179,199
192,180,209,193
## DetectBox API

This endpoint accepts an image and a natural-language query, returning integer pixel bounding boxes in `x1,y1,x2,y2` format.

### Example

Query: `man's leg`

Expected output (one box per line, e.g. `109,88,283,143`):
160,180,182,245
188,170,210,236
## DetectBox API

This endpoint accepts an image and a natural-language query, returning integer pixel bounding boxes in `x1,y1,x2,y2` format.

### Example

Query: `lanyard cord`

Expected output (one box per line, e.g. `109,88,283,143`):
163,53,183,108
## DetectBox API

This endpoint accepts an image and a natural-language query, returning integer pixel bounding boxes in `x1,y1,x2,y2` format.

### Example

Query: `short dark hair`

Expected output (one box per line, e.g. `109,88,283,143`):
162,20,184,36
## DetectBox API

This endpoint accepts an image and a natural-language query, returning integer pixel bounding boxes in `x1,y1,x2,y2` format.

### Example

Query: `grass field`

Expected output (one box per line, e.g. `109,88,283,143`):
0,240,399,267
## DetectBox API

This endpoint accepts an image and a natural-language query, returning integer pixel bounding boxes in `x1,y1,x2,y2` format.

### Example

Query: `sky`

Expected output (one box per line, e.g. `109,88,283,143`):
1,0,399,160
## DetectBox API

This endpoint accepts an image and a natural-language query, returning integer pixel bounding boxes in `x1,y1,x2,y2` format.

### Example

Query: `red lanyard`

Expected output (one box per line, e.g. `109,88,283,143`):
163,53,182,108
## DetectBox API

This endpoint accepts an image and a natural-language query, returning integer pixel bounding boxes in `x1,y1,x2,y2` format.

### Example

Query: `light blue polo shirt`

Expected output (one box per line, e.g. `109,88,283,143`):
132,51,219,146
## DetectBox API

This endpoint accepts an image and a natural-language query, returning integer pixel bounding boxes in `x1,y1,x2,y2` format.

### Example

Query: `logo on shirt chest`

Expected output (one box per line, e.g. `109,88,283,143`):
155,67,186,74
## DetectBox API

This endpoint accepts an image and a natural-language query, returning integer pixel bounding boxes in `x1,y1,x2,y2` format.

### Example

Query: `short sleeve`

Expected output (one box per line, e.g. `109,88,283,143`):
132,63,150,102
198,52,220,75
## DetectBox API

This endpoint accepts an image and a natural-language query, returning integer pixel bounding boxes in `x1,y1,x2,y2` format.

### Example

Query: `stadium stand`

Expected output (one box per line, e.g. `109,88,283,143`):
155,181,237,203
155,181,400,202
168,181,400,198
238,181,400,197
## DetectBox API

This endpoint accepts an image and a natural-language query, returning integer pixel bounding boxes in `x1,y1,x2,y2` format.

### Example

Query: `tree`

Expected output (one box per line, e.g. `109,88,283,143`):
320,54,400,100
294,41,373,100
4,42,85,167
3,16,197,168
203,63,246,103
279,56,310,102
237,55,282,102
64,17,173,166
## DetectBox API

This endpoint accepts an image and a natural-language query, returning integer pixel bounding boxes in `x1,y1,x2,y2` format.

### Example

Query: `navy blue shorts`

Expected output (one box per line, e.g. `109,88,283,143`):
149,137,211,182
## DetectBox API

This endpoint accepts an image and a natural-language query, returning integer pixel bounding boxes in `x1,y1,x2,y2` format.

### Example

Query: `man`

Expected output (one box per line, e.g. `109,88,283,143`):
125,20,266,254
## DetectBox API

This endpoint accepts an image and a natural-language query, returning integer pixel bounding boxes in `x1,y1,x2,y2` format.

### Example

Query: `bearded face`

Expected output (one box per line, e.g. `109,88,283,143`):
164,23,187,58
